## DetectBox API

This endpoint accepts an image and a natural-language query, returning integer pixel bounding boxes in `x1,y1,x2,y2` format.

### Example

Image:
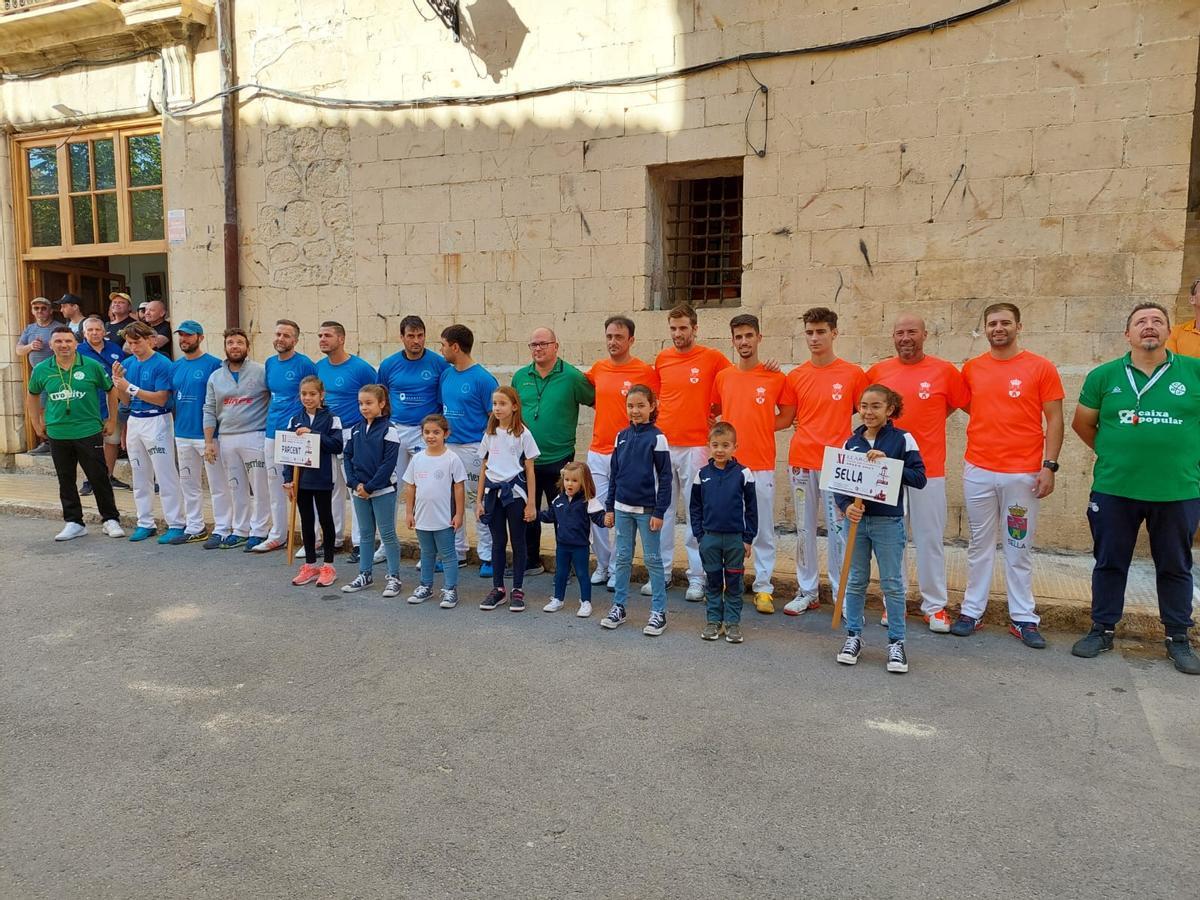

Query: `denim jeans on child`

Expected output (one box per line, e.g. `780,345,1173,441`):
553,543,591,602
699,531,745,625
354,491,400,577
613,510,666,613
417,527,458,589
843,514,907,642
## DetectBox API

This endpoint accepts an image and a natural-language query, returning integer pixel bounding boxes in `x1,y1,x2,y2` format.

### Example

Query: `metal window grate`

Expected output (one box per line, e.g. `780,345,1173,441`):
665,176,742,308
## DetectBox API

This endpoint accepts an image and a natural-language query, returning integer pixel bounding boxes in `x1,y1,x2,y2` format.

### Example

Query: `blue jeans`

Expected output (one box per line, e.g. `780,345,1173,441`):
353,491,400,578
553,543,591,602
613,510,666,613
843,515,907,642
699,531,745,625
417,527,458,589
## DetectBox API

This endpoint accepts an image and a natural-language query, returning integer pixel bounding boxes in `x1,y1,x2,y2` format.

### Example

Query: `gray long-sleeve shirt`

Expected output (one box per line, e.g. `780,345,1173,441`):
203,359,269,435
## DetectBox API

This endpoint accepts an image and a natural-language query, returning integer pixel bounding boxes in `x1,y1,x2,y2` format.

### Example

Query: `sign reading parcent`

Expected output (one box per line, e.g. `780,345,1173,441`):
818,446,903,506
274,431,320,469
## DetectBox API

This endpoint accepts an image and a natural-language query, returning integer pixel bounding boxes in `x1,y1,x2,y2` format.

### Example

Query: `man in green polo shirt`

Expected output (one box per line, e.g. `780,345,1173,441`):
1070,302,1200,675
512,326,595,575
25,326,126,542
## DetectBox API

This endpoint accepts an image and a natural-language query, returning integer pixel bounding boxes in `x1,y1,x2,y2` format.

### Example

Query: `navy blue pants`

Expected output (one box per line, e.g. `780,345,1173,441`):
553,543,591,603
487,497,527,590
1087,491,1200,637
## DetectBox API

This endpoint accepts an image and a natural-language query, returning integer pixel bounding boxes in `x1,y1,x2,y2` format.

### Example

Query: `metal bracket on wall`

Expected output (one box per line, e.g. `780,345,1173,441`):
425,0,461,42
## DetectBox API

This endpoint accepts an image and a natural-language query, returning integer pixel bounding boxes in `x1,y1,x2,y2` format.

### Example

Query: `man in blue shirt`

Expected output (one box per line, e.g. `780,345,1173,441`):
15,296,57,455
171,321,228,548
112,321,186,543
439,324,499,574
315,320,377,562
78,316,131,494
257,318,318,554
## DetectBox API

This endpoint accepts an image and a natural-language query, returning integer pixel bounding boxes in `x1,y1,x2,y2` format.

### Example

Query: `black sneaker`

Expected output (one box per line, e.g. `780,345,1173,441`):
836,634,862,665
886,640,909,673
346,545,360,565
600,603,626,629
1165,635,1200,675
701,622,721,641
109,476,132,491
1071,625,1115,658
949,614,982,637
509,589,526,612
1009,621,1046,649
80,480,93,496
724,623,743,644
480,587,507,611
642,610,666,636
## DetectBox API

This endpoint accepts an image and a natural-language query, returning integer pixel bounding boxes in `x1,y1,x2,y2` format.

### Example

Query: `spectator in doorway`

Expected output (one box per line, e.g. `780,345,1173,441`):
56,294,86,342
16,296,58,455
78,316,130,494
106,291,137,344
141,299,173,358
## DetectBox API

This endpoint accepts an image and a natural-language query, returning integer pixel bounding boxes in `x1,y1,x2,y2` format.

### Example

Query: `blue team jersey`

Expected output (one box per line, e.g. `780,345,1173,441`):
265,352,317,438
315,355,377,429
378,349,448,426
122,352,174,417
440,363,498,444
79,340,124,418
171,353,223,439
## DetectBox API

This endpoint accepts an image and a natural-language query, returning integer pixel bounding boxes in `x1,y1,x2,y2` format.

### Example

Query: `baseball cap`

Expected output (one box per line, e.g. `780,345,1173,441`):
175,320,204,335
109,290,132,303
31,297,50,307
56,292,83,308
138,301,148,311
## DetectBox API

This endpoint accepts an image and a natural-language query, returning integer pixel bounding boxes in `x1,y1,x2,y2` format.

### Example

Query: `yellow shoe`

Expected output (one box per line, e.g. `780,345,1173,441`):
754,592,775,615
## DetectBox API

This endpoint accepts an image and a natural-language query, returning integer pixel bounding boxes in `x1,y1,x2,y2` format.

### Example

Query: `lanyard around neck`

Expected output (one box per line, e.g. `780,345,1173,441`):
1124,358,1171,424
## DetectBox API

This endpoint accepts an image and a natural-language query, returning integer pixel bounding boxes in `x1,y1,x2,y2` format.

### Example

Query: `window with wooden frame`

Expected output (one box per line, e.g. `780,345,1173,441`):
12,122,166,258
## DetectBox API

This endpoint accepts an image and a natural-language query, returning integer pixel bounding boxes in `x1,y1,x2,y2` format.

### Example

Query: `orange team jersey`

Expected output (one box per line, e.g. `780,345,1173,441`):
654,344,732,447
962,350,1064,474
711,365,795,472
586,357,659,454
1166,320,1200,358
785,359,869,470
865,355,969,478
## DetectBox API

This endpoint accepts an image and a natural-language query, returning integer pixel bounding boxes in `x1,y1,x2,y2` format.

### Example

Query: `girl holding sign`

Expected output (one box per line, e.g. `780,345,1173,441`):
834,385,926,673
285,376,344,587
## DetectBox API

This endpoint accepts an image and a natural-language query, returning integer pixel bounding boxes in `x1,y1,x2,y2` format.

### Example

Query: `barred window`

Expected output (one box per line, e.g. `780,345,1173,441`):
664,176,743,308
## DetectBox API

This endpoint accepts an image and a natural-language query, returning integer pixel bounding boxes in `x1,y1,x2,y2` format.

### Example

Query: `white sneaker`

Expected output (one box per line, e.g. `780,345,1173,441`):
373,545,387,564
102,519,126,538
295,542,322,559
577,600,593,618
685,582,704,601
606,572,617,591
543,597,564,612
640,581,653,596
783,592,821,616
54,522,87,541
590,568,608,585
251,538,285,553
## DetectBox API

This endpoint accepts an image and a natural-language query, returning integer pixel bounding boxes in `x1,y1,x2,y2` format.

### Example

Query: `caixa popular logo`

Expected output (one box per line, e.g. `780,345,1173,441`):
1169,381,1186,396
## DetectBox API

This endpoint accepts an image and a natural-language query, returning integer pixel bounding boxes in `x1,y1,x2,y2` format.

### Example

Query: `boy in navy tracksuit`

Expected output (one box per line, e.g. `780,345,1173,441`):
538,460,608,617
283,376,344,586
689,422,758,643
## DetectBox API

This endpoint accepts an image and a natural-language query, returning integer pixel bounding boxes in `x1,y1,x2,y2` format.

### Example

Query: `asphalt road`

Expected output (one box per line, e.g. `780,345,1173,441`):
1,515,1196,900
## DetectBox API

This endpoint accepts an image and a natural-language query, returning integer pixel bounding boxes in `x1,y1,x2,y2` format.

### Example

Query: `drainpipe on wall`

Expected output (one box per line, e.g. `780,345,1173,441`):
216,0,239,328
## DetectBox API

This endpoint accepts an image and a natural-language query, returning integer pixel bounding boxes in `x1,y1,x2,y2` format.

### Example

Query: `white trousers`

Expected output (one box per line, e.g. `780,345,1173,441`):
450,442,490,562
587,450,614,575
331,430,361,547
658,444,707,587
790,467,845,599
175,436,232,536
904,476,949,615
126,414,183,530
962,462,1040,625
263,436,291,543
750,470,778,594
219,430,270,539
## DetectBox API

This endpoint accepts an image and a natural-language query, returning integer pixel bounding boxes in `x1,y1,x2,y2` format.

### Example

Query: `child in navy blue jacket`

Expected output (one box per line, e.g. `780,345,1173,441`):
284,375,344,587
601,384,672,636
834,384,927,674
539,461,607,618
689,422,757,643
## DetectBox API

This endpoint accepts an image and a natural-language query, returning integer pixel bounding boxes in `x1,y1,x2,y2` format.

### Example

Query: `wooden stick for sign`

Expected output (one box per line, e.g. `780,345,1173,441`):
831,498,863,630
286,465,299,564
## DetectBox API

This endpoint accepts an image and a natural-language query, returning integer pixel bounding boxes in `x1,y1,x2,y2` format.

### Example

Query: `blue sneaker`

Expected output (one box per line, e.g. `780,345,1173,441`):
157,527,185,545
243,536,266,552
479,560,493,578
202,533,225,550
129,526,157,542
222,534,247,549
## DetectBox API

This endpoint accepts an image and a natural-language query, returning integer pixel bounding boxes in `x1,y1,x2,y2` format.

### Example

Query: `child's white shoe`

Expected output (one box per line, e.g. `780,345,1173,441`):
577,600,592,618
543,597,564,612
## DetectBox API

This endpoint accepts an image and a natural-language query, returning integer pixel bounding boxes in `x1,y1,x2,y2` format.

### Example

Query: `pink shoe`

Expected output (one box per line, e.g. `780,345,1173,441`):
292,563,320,586
316,564,337,587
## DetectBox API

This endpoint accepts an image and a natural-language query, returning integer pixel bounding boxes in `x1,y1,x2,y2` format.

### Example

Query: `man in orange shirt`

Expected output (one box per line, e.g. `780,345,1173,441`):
954,302,1064,649
782,307,869,616
586,315,659,588
653,302,732,601
711,314,795,613
867,314,969,633
1166,277,1200,358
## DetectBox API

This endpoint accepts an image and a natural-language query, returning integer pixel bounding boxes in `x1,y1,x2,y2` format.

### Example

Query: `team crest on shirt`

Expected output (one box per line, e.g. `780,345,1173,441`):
193,370,204,380
832,382,843,401
1169,382,1186,396
286,371,296,380
1007,504,1028,541
73,370,85,380
688,367,700,384
620,380,632,396
755,386,766,405
422,370,433,380
918,381,931,400
1008,379,1022,398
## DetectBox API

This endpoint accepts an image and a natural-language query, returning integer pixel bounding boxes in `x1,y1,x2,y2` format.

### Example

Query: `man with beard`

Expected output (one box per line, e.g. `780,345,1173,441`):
953,303,1063,649
78,316,130,494
1071,303,1200,675
170,321,228,547
203,328,271,550
255,319,317,553
105,291,137,344
866,314,969,632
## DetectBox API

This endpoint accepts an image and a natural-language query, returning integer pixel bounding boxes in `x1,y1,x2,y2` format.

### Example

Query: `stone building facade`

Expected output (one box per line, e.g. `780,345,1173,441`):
1,0,1198,551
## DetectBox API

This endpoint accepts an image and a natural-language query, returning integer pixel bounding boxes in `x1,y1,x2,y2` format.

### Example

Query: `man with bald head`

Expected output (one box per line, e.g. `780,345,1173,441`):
866,314,969,632
512,326,595,578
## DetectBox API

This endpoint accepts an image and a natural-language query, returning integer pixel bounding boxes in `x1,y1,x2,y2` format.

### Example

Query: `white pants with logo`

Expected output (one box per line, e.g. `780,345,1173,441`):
587,450,614,576
750,470,778,594
264,436,291,543
904,476,949,615
331,428,361,548
658,444,708,587
962,462,1040,625
790,467,845,599
450,442,490,563
127,414,184,530
175,437,232,536
219,430,270,539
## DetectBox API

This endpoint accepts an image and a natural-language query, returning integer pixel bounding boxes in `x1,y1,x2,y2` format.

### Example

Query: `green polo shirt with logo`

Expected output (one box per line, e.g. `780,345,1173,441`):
1078,351,1200,502
511,358,595,462
27,354,112,441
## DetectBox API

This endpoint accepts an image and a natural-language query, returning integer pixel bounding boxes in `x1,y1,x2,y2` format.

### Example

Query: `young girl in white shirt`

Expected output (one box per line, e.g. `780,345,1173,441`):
402,414,468,609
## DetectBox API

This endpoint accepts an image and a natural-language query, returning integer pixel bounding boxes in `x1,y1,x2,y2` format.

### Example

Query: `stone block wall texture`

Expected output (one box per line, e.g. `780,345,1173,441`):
2,0,1199,552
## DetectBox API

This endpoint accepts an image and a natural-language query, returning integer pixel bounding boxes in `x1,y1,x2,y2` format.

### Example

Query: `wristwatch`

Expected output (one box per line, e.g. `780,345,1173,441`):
1041,459,1059,472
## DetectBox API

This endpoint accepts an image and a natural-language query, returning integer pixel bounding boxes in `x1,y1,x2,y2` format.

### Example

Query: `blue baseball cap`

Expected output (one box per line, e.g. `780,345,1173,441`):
175,320,204,335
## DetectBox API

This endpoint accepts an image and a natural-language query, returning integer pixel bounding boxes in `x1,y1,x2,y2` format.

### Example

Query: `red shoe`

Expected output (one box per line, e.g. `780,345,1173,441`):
925,609,951,633
292,563,320,586
316,564,337,587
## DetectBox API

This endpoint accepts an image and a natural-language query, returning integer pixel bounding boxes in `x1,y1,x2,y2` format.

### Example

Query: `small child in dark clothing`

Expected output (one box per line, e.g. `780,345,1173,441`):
539,461,607,618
